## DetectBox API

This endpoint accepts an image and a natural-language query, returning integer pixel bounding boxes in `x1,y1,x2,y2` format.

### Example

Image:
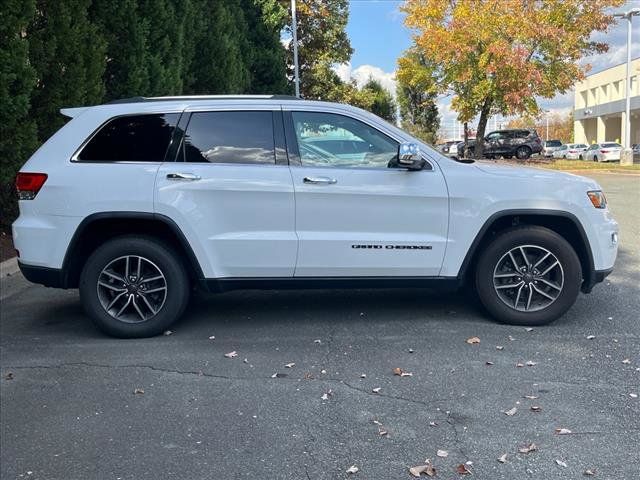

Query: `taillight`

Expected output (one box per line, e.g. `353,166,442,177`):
15,172,48,200
600,150,609,154
569,150,577,153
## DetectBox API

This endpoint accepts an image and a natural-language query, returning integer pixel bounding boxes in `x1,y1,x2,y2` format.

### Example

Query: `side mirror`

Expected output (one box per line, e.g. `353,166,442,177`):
397,142,425,171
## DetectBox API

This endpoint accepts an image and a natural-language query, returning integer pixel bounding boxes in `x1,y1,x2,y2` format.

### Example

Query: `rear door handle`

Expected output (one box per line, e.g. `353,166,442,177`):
303,176,337,185
166,172,201,181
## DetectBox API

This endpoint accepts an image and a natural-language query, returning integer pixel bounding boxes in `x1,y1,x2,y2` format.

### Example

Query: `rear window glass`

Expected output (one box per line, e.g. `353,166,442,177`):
182,111,275,164
545,140,562,147
78,113,179,162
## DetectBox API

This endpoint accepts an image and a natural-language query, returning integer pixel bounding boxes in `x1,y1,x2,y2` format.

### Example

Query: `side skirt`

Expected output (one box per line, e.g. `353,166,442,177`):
205,277,462,293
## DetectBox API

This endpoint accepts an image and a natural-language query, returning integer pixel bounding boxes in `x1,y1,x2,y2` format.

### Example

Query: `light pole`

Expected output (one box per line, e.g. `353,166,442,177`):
613,8,639,163
291,0,300,98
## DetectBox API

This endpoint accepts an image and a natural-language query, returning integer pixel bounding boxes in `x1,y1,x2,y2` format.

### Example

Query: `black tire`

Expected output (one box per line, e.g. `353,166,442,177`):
579,155,583,160
503,155,513,159
475,226,582,326
593,155,598,162
515,146,532,160
79,236,190,338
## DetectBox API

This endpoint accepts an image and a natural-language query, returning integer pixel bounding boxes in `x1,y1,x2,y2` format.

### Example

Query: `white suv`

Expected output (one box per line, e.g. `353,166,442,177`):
13,95,618,337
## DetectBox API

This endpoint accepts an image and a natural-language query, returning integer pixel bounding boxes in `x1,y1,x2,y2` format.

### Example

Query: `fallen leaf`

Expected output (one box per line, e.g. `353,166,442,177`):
486,361,494,366
556,459,567,468
372,387,381,394
4,372,14,380
243,358,249,364
372,420,383,426
525,327,533,332
518,443,537,454
346,465,359,474
320,369,327,374
401,371,413,377
271,373,278,378
437,449,448,458
586,335,595,340
409,348,415,353
208,335,215,340
456,463,472,474
525,360,537,366
466,336,480,344
321,393,329,401
378,428,388,436
360,374,366,378
393,367,402,375
163,330,173,336
583,469,596,476
497,453,508,463
496,345,504,350
429,421,437,427
555,428,572,435
224,351,237,358
524,395,538,399
314,339,321,344
622,359,631,364
530,406,542,412
516,363,524,368
629,393,638,398
508,335,515,341
409,461,436,477
284,363,295,368
393,367,413,376
133,388,144,395
504,407,517,416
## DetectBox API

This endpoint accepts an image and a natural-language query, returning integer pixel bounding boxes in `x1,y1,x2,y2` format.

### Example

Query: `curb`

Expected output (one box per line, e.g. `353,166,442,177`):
0,257,20,278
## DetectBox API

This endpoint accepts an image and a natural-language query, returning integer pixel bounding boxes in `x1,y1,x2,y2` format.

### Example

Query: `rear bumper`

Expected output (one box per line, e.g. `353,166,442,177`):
18,262,65,288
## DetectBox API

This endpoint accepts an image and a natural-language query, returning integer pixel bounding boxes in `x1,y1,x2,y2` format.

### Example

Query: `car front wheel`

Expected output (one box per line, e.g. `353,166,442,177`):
79,236,190,338
475,226,581,326
515,146,531,160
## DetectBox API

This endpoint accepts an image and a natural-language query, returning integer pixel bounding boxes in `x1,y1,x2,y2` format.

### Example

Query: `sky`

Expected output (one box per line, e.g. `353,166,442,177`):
336,0,640,139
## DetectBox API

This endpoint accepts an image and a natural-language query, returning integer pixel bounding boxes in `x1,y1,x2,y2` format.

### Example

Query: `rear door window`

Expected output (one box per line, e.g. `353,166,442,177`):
78,113,179,162
182,111,275,164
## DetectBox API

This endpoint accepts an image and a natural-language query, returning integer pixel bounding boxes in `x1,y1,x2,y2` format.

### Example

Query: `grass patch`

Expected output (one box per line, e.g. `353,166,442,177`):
538,159,640,172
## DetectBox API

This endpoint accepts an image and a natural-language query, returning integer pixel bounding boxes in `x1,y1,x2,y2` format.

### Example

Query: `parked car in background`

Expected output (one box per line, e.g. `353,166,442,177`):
439,141,461,157
460,129,543,160
552,143,588,160
583,142,623,162
542,140,563,158
633,144,640,162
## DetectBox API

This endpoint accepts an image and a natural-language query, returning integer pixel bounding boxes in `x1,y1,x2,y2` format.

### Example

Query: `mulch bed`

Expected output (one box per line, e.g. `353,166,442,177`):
1,231,15,262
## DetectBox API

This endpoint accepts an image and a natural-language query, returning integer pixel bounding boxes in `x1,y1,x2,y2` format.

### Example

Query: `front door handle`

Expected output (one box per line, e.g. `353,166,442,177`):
303,176,337,185
166,172,201,181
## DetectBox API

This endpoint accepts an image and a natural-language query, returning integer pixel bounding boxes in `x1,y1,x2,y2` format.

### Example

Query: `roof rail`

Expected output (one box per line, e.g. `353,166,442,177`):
106,94,300,105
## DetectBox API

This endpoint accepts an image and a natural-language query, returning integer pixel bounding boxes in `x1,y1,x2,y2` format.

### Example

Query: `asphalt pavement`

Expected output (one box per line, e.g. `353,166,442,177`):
1,173,639,480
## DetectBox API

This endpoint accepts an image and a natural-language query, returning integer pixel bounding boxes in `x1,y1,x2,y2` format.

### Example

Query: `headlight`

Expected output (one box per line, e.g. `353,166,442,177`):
587,190,607,209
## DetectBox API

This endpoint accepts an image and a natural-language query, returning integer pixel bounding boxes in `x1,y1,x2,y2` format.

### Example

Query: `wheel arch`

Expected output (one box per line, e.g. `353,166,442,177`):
458,210,595,293
61,212,204,289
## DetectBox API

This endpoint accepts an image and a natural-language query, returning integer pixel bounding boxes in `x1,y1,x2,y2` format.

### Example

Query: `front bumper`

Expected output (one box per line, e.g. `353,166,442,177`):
581,267,613,294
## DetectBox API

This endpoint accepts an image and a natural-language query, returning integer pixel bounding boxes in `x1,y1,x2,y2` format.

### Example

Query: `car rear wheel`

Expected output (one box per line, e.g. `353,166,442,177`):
515,146,531,160
475,226,581,326
79,236,190,338
593,155,598,162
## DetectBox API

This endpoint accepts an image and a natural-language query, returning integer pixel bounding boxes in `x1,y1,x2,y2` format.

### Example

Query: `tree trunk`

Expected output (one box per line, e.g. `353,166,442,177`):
474,98,492,159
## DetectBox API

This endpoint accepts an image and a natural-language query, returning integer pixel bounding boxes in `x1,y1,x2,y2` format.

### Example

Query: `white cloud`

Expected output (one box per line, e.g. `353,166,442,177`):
332,62,397,97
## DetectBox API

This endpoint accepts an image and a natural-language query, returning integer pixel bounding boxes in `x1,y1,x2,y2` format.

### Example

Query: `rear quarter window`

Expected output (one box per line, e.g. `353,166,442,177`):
77,113,179,162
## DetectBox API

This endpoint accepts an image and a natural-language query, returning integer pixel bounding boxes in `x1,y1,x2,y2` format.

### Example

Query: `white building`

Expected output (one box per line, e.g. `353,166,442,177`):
573,58,640,145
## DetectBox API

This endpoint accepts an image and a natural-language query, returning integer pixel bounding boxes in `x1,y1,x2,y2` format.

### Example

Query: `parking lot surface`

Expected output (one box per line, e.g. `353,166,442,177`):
1,173,639,480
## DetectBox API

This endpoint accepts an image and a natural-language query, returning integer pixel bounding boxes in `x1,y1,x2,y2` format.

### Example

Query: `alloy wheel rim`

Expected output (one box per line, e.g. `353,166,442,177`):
96,255,167,323
493,245,564,312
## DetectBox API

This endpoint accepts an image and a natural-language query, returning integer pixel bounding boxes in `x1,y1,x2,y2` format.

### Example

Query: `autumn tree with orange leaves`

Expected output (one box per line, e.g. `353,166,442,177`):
401,0,624,158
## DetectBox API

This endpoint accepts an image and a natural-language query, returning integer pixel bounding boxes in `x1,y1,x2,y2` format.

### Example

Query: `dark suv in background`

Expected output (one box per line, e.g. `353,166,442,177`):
459,129,543,160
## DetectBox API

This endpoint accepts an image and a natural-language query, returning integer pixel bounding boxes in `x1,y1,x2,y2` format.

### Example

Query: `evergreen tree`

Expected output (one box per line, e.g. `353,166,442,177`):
139,0,187,95
242,0,289,94
361,78,396,123
0,0,38,227
184,0,250,94
89,0,151,101
28,0,107,142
